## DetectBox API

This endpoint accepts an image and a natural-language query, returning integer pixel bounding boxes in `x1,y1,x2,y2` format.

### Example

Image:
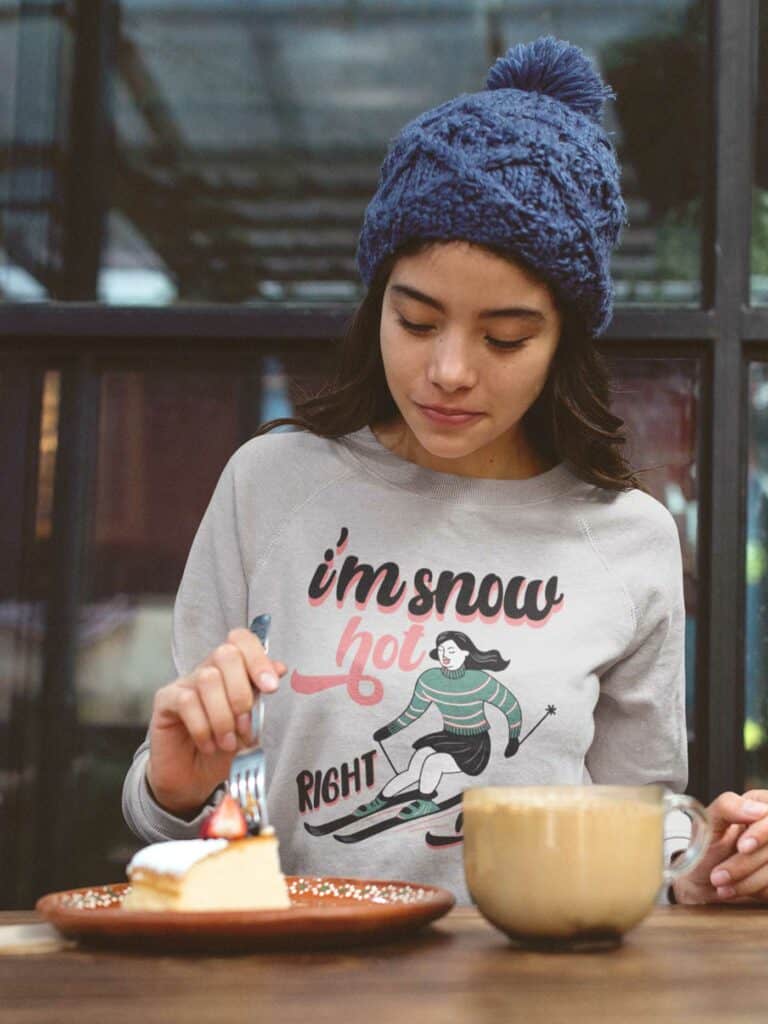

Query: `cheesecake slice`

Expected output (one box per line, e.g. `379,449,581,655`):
123,830,291,912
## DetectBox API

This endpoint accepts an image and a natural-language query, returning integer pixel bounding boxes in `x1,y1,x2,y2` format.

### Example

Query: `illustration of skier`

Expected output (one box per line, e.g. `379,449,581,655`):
363,630,521,821
304,630,555,843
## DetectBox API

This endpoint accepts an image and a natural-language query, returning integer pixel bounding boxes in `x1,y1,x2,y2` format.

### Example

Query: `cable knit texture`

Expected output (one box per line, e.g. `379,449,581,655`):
356,36,627,336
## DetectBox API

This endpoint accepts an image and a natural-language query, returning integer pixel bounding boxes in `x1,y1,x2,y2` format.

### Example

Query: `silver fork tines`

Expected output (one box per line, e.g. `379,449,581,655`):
227,614,271,833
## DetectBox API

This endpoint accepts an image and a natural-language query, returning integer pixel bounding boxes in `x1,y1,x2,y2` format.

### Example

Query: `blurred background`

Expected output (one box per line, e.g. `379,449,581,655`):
0,0,765,907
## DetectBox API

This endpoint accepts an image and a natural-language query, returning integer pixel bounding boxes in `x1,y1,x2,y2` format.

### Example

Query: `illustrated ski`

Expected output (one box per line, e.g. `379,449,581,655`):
310,708,557,842
425,810,464,848
424,831,463,848
303,787,424,837
334,793,462,844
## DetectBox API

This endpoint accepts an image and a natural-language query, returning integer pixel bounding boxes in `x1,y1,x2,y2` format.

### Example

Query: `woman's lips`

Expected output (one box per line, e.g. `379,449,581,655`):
417,404,484,426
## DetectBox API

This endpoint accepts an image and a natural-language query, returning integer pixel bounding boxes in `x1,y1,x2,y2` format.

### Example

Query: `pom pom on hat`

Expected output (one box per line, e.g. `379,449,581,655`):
485,36,613,124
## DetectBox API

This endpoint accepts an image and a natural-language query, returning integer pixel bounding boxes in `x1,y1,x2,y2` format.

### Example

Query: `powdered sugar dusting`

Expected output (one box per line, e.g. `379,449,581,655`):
127,839,228,877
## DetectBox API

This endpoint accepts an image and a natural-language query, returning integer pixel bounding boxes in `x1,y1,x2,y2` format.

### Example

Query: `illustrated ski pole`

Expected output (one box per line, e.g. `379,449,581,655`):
377,737,396,773
518,704,557,747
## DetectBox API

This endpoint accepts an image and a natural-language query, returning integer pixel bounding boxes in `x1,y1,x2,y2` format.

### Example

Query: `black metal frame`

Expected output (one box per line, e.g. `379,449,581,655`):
1,0,766,901
701,0,758,800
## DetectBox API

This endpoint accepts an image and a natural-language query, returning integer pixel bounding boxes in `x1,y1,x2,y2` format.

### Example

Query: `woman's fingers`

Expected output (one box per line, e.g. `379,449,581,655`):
167,684,217,756
189,632,284,751
195,666,241,752
719,792,768,857
736,790,768,852
707,790,768,900
710,847,768,899
153,631,285,762
210,643,256,741
706,791,768,840
742,789,768,801
225,627,283,692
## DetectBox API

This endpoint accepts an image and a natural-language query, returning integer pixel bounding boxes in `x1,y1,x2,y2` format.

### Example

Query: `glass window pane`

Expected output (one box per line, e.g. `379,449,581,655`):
68,352,329,887
746,364,768,787
602,3,707,307
3,1,709,305
104,0,708,307
752,1,768,303
0,3,71,301
608,355,700,745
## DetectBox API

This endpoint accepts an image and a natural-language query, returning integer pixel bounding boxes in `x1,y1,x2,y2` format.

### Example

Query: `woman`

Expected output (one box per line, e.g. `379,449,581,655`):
123,37,768,904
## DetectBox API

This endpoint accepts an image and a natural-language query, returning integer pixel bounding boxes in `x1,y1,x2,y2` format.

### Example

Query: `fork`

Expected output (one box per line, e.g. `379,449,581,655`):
227,613,271,833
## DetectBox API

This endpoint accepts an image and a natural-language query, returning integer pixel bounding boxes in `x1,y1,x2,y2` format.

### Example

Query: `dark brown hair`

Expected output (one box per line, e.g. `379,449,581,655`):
258,240,641,492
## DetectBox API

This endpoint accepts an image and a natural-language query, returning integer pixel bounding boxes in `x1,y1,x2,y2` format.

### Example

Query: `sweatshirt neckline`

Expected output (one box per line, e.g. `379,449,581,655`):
338,426,582,507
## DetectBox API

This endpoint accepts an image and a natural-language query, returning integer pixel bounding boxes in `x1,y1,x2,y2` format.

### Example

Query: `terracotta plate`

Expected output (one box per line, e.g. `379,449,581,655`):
36,876,455,952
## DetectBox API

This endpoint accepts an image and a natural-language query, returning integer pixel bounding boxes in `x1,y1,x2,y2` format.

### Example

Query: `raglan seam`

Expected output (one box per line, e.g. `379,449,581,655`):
249,464,361,578
229,457,251,587
577,512,638,645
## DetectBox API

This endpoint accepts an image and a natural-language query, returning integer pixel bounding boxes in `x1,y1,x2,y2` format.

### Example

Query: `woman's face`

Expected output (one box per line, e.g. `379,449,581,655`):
438,641,467,671
378,242,562,478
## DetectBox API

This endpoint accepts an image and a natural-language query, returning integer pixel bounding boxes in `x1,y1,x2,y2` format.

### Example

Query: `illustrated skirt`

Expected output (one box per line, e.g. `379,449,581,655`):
412,729,491,776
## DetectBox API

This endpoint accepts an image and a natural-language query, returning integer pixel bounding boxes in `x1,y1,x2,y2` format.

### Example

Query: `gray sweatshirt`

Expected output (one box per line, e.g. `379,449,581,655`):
123,426,692,903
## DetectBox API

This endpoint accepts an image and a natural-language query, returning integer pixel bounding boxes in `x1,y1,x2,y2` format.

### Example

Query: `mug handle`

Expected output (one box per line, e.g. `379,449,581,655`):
662,791,712,884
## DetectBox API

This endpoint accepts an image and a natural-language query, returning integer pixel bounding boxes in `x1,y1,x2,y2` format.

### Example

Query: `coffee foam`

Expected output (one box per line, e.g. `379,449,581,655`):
468,794,660,813
465,786,660,813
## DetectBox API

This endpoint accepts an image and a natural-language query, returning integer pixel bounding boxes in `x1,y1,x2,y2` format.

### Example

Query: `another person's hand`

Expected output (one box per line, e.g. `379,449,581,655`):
672,790,768,904
146,629,287,817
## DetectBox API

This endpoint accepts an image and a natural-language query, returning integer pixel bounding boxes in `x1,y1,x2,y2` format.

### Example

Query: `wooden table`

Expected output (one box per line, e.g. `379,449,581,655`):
3,905,768,1024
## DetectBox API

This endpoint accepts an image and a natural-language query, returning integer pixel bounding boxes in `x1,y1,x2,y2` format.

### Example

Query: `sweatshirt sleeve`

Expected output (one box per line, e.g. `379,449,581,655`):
122,452,248,843
582,495,692,895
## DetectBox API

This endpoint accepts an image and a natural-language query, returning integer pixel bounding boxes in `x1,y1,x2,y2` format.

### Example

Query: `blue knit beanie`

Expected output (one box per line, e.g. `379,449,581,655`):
356,36,626,337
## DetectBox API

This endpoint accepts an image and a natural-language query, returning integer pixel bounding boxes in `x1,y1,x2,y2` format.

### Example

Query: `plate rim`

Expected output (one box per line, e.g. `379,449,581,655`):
36,875,456,939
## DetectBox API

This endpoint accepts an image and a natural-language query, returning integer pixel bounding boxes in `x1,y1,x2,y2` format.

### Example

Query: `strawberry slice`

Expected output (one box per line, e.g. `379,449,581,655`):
199,794,248,839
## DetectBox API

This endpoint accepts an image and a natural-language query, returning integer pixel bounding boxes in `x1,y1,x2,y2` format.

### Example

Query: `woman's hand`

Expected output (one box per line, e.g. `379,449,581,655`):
672,790,768,904
146,628,287,818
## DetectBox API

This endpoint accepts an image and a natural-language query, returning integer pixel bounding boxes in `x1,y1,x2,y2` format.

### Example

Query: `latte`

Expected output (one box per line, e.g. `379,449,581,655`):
463,786,671,947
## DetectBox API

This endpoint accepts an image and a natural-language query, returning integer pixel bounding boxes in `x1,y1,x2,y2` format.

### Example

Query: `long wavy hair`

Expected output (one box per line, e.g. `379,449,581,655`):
257,239,641,492
429,630,510,672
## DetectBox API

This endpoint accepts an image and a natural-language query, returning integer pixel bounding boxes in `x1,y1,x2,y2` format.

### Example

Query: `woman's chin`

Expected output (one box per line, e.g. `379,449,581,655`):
416,432,486,461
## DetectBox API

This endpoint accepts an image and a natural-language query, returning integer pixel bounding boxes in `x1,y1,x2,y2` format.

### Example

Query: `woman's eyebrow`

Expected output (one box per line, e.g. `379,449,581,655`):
390,283,545,321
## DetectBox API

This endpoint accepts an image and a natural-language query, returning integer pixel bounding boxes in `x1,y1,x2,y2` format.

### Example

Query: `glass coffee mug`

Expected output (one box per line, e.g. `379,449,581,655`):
463,785,711,951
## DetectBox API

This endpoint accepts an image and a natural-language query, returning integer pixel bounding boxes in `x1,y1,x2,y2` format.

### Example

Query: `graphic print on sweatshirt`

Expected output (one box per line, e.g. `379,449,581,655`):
292,527,562,848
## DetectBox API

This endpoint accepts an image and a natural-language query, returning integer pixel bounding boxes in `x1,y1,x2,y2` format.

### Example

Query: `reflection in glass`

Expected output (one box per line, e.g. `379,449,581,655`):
0,4,71,301
602,2,707,306
746,365,768,788
2,1,707,305
609,356,700,740
104,0,707,307
83,370,245,728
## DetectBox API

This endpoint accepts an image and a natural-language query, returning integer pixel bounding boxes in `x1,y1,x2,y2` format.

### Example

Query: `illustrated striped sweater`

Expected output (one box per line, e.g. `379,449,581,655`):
389,666,523,737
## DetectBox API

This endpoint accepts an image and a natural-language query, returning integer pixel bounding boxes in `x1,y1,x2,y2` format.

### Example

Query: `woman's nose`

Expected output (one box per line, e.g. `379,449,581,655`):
426,331,478,390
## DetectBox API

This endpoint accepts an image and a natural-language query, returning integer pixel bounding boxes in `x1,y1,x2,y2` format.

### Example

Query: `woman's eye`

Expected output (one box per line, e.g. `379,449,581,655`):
485,337,529,351
397,315,433,334
396,315,528,350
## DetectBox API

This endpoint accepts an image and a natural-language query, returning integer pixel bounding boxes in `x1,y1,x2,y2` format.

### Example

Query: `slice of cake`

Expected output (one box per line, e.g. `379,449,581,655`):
123,795,291,912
